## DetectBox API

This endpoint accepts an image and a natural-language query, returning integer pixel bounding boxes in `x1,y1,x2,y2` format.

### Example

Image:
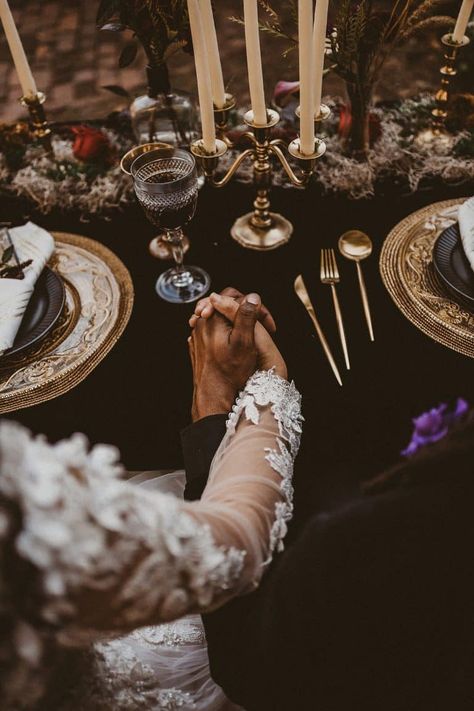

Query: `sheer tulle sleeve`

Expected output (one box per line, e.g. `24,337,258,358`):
193,369,303,584
0,370,302,649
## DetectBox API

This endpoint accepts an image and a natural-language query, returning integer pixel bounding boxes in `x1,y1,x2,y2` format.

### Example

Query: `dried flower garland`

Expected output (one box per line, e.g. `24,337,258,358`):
218,95,474,200
0,124,133,217
0,95,473,216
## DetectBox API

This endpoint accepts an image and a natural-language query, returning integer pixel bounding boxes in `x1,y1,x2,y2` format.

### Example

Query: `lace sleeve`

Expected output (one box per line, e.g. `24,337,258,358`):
195,369,303,578
0,371,302,645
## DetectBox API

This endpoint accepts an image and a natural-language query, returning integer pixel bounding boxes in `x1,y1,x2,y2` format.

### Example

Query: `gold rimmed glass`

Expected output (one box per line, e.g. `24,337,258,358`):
131,147,210,303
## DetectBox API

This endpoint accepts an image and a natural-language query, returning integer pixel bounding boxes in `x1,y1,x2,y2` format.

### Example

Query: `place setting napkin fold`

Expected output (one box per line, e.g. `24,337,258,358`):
459,196,474,273
0,222,55,356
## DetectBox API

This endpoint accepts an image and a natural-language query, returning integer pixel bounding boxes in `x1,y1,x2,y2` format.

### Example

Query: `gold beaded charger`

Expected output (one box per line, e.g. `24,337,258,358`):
0,232,134,414
380,198,474,359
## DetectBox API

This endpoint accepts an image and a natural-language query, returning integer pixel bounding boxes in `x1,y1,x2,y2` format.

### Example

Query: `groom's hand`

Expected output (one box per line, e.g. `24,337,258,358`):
208,292,287,380
189,287,277,333
189,293,262,422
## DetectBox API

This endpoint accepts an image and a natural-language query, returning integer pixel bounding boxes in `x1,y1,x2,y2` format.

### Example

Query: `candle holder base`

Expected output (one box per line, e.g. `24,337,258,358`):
231,212,293,251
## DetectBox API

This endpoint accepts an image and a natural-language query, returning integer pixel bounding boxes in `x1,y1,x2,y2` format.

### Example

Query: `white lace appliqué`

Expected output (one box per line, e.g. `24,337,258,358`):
227,369,303,558
0,422,244,710
0,370,302,709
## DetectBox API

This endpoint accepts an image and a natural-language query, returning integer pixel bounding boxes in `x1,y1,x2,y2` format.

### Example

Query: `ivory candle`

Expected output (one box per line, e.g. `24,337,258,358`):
313,0,329,116
243,0,267,125
187,0,216,153
453,0,474,43
298,0,314,155
0,0,37,97
199,0,226,108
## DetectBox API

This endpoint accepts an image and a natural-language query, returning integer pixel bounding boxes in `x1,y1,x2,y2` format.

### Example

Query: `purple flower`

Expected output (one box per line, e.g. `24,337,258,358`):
401,398,469,457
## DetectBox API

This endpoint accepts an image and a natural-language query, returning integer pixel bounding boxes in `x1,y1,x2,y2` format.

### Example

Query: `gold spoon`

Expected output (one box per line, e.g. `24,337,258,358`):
338,231,375,342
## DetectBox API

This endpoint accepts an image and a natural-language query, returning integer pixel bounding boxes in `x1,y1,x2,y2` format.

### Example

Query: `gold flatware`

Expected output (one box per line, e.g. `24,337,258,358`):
338,230,375,342
294,275,342,386
320,249,350,370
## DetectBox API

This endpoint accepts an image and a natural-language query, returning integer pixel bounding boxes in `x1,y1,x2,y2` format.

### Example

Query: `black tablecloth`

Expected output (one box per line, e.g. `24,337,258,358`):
2,181,473,520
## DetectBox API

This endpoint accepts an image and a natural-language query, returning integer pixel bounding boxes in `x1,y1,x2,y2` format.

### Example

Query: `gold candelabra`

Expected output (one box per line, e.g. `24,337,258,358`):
191,98,329,250
20,91,52,151
417,32,470,146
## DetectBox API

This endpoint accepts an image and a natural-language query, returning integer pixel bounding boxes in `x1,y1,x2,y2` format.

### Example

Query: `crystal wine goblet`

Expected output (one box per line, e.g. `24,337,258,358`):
131,147,210,303
121,142,191,261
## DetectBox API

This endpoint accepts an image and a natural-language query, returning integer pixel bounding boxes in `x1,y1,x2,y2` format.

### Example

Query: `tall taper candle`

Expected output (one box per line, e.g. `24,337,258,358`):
199,0,226,108
243,0,267,125
0,0,37,97
187,0,216,153
298,0,314,155
453,0,473,42
313,0,329,116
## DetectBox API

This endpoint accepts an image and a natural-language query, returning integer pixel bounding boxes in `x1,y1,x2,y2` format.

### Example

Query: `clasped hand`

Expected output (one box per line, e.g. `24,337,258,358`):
188,287,287,421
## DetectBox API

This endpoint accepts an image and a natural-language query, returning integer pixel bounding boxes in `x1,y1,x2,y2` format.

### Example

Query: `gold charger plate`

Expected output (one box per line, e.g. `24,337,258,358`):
380,198,474,359
0,232,134,414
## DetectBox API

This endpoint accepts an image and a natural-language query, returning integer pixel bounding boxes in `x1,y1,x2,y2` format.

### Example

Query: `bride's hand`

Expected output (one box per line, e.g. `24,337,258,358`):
207,293,287,380
189,292,287,421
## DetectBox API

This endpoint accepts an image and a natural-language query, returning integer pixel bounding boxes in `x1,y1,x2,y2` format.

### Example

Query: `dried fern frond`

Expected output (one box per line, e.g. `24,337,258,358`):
231,2,297,49
287,0,298,26
401,15,455,39
331,0,368,82
406,0,451,28
258,0,278,21
259,19,297,45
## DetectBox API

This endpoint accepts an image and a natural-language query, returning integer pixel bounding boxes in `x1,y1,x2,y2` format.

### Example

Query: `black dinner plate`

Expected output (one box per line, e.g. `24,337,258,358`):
2,268,66,359
433,224,474,309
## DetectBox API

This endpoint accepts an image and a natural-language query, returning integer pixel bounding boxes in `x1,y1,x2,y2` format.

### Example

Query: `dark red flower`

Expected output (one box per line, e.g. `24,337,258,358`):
71,125,112,163
338,104,383,147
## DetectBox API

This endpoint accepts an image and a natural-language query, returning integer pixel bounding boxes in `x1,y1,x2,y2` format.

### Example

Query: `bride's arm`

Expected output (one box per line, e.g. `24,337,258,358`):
0,369,301,644
1,291,302,648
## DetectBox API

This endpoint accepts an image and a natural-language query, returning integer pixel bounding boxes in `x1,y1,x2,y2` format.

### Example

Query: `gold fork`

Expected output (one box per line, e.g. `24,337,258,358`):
320,249,350,370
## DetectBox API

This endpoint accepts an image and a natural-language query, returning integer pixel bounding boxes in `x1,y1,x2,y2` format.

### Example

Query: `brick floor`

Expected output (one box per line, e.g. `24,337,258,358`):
0,0,469,125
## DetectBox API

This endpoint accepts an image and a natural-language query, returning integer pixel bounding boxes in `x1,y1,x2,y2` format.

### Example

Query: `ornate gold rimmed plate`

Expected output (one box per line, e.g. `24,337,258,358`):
0,233,134,414
433,224,474,307
3,268,66,358
380,198,474,359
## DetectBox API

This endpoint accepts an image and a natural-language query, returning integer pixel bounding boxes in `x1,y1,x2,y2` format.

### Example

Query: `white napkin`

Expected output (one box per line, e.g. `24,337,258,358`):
459,196,474,273
0,222,55,355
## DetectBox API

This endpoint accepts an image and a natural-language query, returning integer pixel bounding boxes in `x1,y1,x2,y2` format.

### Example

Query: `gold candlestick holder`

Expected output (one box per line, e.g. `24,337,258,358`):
432,33,470,132
214,92,237,148
417,32,470,147
20,91,52,151
191,99,329,251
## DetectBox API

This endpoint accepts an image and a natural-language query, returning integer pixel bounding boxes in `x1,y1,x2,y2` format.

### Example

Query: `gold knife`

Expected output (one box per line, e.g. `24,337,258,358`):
294,274,343,386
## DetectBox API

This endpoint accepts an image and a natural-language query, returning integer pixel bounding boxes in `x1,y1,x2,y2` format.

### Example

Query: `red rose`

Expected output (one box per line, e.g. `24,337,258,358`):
71,125,112,163
338,103,382,147
338,103,352,139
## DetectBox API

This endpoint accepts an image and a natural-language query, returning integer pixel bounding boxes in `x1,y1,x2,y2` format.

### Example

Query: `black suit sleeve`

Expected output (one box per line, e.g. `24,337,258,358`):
181,414,227,500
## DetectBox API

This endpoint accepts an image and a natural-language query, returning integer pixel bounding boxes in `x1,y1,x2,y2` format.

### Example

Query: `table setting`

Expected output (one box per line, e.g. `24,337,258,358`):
0,223,133,414
2,6,474,711
0,0,473,473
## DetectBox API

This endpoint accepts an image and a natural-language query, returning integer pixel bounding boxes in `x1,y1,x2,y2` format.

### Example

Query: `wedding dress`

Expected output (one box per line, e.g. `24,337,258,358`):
0,369,302,710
